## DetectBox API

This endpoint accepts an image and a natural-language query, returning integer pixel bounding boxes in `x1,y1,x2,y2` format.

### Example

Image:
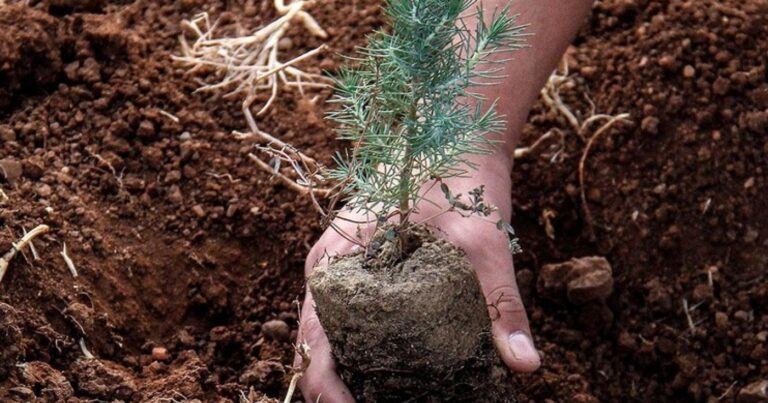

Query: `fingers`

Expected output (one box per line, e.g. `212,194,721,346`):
296,292,355,403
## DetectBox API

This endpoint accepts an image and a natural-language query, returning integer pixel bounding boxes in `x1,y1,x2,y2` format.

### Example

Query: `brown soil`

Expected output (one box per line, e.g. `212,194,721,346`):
309,229,512,402
0,0,765,402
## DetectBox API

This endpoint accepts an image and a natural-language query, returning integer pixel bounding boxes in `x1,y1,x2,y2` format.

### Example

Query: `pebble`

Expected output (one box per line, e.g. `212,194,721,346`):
683,65,696,78
734,310,750,321
191,204,206,218
641,116,660,135
714,312,729,329
261,319,290,341
36,184,53,198
277,37,293,50
658,55,676,70
151,346,170,361
167,186,183,204
738,380,768,403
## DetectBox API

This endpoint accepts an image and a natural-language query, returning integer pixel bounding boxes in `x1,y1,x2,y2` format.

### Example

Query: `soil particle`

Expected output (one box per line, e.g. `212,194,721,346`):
151,346,171,361
261,319,290,341
71,359,138,400
139,351,210,401
239,360,285,389
17,361,74,401
738,380,768,403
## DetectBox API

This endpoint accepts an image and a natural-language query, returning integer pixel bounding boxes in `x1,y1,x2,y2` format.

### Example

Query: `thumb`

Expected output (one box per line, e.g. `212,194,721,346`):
295,290,355,403
485,282,541,372
465,240,541,373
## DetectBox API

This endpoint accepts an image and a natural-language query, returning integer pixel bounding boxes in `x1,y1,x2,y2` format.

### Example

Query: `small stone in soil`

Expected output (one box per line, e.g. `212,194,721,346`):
152,347,170,361
261,319,290,341
538,256,614,304
737,380,768,403
36,184,53,198
714,312,729,329
191,204,206,218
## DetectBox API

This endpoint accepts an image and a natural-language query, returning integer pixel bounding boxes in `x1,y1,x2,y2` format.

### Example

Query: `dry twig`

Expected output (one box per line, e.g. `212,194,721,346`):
513,129,563,159
284,342,311,403
682,298,696,332
60,242,79,278
22,227,40,260
79,338,95,359
0,224,50,284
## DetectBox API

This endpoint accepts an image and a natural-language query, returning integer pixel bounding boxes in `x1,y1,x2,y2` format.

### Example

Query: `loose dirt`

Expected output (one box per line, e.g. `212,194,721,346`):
0,0,765,402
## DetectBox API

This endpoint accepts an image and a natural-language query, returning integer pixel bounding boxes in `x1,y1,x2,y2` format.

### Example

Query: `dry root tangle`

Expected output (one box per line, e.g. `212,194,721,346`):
175,0,333,202
174,0,330,120
537,60,632,240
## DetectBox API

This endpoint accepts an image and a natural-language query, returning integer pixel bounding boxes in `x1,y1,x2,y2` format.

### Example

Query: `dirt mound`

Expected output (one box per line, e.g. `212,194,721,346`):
0,5,66,109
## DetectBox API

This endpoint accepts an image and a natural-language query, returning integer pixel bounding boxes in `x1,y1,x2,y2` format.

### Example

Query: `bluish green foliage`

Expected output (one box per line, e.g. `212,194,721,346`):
327,0,527,220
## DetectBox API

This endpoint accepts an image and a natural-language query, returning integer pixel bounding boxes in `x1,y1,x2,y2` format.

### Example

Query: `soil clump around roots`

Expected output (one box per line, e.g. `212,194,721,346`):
309,228,514,402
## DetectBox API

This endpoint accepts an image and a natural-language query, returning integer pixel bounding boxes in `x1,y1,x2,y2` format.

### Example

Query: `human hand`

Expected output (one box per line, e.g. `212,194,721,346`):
295,156,541,402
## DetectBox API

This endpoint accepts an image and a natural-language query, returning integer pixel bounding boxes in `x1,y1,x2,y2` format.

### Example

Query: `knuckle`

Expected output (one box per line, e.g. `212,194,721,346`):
485,284,526,314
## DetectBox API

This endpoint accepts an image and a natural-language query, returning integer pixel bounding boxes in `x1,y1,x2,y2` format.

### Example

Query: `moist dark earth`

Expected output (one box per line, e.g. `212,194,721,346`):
0,0,766,402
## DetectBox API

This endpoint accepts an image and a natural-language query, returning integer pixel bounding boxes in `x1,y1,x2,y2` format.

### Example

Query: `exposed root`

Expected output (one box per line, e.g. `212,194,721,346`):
541,59,632,240
513,129,563,160
174,0,331,119
79,338,95,359
578,113,631,240
176,1,334,205
248,153,330,198
0,224,50,285
540,62,582,138
60,242,79,278
158,109,180,123
22,226,40,260
0,186,7,202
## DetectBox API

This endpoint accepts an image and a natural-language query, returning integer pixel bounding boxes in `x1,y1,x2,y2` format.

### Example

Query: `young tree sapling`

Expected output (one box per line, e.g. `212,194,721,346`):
307,0,528,400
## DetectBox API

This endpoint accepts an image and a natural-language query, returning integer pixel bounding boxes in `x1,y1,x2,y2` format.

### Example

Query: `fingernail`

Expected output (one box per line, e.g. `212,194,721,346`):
508,331,540,364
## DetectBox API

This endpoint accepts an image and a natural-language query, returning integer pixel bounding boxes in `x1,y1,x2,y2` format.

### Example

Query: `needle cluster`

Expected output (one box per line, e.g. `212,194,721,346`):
327,0,527,222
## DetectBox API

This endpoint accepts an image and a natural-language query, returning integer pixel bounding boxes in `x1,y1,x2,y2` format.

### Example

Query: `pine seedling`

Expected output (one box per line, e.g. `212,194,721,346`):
327,0,527,246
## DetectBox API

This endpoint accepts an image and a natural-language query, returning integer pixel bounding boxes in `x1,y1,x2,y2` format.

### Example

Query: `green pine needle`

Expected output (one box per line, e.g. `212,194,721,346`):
328,0,528,220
